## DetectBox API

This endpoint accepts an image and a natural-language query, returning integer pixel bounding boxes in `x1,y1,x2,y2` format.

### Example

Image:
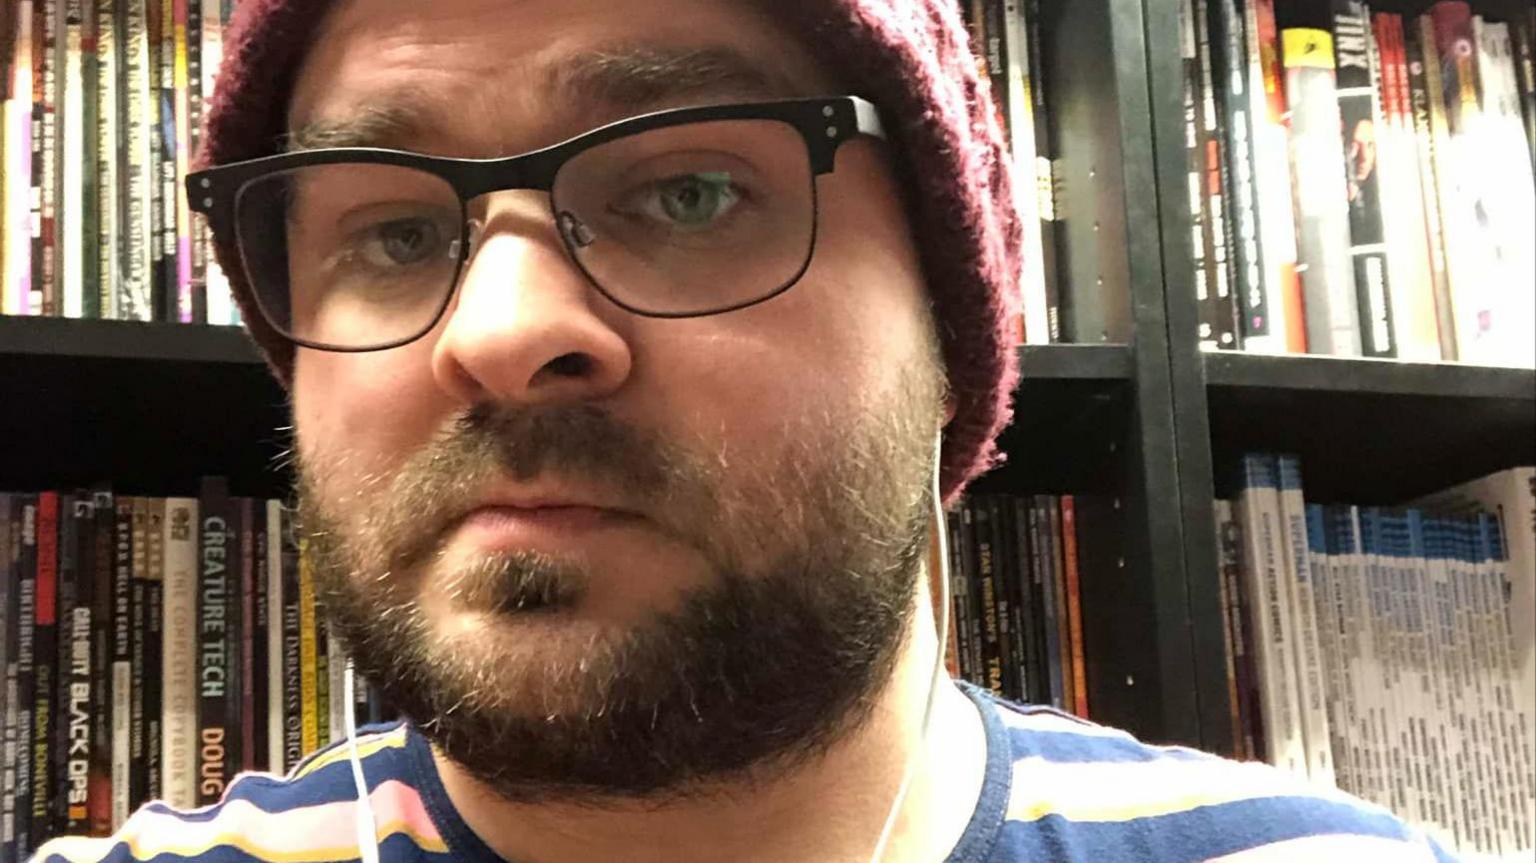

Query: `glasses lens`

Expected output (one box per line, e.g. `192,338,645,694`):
235,163,463,349
552,119,814,315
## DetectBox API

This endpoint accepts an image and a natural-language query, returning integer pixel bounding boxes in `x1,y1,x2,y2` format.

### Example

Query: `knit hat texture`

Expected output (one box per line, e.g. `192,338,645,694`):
202,0,1024,504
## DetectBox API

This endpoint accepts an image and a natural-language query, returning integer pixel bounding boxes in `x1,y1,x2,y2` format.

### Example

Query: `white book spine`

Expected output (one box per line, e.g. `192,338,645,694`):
1453,522,1496,855
160,497,199,809
1235,455,1306,775
1478,517,1529,855
267,500,285,773
1306,506,1351,789
60,0,84,318
327,623,346,743
1276,457,1334,786
1335,506,1379,804
1422,520,1468,851
1402,513,1443,838
1472,21,1536,369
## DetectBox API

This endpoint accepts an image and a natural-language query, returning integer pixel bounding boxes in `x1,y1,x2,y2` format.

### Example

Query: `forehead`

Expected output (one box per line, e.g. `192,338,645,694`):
286,0,843,156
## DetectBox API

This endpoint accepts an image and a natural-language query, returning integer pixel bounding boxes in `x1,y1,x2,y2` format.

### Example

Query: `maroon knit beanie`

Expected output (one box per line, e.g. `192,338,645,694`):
202,0,1023,504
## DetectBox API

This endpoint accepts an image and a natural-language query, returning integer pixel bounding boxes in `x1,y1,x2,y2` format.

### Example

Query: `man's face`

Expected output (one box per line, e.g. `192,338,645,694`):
289,0,948,801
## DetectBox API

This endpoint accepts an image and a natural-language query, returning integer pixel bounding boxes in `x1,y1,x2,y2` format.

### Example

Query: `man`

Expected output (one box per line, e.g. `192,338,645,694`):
38,0,1454,861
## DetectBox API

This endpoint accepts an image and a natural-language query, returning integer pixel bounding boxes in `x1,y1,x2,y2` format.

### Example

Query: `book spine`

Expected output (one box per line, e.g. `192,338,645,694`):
0,495,16,862
1249,0,1305,353
94,0,118,320
1212,0,1267,351
2,4,34,318
956,504,981,685
59,0,83,318
1423,519,1470,850
1000,0,1048,345
1470,19,1536,370
1404,511,1453,847
195,478,233,806
1007,498,1040,703
1234,455,1304,775
12,497,38,860
155,0,175,320
1215,499,1256,760
1275,456,1333,786
142,0,164,319
184,0,206,321
316,611,332,749
1195,0,1239,349
60,496,93,833
265,500,283,772
1512,15,1536,171
160,496,198,810
1330,0,1395,357
143,499,164,805
252,500,270,772
997,497,1029,702
1025,0,1061,342
973,499,1005,696
1179,0,1219,352
30,492,59,847
33,0,58,318
279,505,302,773
984,497,1020,701
118,0,151,320
238,496,254,772
1060,495,1087,718
84,489,112,834
1372,13,1441,363
78,0,99,320
1406,18,1458,362
1282,28,1363,356
127,497,147,811
1305,505,1349,790
298,532,318,756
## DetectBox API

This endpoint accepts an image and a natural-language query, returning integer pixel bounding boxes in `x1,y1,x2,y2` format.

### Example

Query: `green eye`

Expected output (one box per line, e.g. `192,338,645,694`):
630,172,743,229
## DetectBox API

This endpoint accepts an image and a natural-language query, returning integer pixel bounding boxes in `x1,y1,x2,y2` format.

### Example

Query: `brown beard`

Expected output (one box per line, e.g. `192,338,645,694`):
297,361,946,804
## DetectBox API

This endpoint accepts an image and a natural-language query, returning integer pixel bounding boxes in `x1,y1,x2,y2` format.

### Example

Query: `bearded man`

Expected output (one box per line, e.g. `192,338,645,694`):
37,0,1455,861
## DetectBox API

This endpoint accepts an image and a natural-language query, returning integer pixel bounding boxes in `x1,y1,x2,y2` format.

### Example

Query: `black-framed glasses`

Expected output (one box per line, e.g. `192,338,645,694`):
187,96,887,352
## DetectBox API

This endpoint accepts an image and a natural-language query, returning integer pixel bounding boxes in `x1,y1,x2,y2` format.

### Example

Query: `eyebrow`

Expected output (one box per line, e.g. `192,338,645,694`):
285,44,807,153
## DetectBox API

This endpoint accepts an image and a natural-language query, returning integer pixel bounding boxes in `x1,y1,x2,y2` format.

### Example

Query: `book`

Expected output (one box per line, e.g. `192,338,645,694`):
1233,454,1305,775
1330,0,1395,358
195,477,235,806
160,496,198,809
1282,28,1363,356
1274,455,1332,786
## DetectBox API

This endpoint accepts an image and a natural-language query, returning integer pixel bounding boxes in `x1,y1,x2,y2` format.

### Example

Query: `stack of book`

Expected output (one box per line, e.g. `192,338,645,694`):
0,480,376,860
1216,458,1535,858
941,494,1096,718
1181,0,1535,367
0,0,240,324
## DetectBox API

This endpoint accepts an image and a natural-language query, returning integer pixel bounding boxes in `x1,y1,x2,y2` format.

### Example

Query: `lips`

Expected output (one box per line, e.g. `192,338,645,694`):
452,487,641,551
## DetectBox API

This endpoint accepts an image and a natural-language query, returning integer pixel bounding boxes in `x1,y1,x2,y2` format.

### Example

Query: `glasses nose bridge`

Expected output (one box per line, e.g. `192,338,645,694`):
456,149,562,203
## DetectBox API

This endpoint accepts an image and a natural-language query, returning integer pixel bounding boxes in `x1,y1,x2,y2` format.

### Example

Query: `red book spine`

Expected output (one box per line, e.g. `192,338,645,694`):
1060,495,1088,718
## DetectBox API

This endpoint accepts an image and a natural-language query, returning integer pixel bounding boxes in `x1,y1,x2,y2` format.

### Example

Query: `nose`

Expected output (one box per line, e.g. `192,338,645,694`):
430,195,633,407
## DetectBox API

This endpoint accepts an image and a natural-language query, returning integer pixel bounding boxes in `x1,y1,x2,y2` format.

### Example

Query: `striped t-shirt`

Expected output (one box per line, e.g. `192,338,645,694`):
35,682,1457,862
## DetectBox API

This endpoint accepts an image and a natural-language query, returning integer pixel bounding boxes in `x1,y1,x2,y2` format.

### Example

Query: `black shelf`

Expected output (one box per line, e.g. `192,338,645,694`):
1203,352,1536,502
1019,343,1133,380
0,315,261,364
1204,351,1536,401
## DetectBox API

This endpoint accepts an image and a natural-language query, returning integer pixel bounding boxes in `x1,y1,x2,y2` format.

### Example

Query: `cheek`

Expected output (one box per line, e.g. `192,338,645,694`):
293,343,451,498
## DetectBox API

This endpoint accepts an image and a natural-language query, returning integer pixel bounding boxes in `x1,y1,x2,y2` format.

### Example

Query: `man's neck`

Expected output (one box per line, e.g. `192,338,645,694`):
432,594,988,863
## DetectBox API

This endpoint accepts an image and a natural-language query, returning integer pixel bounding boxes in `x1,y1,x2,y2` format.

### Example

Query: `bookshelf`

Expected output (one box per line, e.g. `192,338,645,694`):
2,0,1532,779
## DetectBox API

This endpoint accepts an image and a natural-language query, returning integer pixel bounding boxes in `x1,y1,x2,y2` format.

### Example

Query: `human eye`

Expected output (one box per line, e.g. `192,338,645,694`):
610,170,748,232
352,215,452,269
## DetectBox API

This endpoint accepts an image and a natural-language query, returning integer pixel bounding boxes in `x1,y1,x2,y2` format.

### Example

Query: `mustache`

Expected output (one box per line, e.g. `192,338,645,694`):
344,403,712,573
